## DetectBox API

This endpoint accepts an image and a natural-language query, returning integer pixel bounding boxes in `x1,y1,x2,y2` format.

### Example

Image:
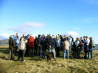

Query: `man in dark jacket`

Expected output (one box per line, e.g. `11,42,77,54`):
9,35,15,60
88,37,95,59
55,35,61,57
40,35,46,58
34,37,39,56
84,36,89,59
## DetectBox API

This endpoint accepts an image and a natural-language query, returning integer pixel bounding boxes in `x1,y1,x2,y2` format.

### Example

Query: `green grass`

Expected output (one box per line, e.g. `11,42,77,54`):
0,48,98,73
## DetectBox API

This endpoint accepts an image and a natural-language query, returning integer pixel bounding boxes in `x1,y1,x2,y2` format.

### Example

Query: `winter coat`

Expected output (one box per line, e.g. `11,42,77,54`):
28,36,35,48
84,40,89,52
89,40,95,50
64,40,70,50
19,37,27,50
13,36,19,47
9,36,15,49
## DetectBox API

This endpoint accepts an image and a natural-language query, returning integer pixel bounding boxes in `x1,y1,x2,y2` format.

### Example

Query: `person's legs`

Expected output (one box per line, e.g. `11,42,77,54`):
10,49,14,60
84,50,88,59
74,49,77,58
87,46,89,59
52,48,56,58
15,46,18,56
32,48,35,56
66,50,69,59
21,50,23,61
54,49,56,58
56,47,60,57
66,50,68,58
9,49,12,59
11,47,15,59
34,47,37,56
44,48,46,58
87,51,89,59
73,49,76,58
40,48,43,57
86,51,89,59
29,48,33,57
42,48,46,58
88,51,90,59
78,49,81,58
38,47,40,56
91,50,93,58
84,51,87,59
17,50,21,61
76,48,79,58
78,48,81,59
21,50,25,61
89,49,93,59
64,50,66,59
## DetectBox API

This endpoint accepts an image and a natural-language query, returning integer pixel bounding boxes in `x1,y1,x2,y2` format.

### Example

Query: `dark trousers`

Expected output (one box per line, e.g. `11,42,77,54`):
15,46,18,56
18,50,25,61
26,47,34,57
76,48,81,59
84,51,88,59
34,47,38,56
9,48,15,60
56,47,60,57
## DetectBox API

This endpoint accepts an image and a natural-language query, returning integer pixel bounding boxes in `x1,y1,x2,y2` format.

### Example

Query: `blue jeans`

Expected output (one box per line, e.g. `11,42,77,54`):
88,49,93,59
64,50,69,59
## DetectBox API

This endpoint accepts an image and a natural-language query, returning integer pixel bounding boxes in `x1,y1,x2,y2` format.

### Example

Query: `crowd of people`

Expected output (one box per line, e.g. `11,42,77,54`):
9,33,95,61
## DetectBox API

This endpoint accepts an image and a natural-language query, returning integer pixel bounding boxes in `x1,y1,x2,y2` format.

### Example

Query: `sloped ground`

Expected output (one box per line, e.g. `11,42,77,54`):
0,49,98,73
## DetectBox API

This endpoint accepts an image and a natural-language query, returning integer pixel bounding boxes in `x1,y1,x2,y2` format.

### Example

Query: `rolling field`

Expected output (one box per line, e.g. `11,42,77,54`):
0,47,98,73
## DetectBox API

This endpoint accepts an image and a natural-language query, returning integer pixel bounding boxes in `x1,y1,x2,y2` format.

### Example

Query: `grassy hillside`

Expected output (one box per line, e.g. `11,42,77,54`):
0,48,98,73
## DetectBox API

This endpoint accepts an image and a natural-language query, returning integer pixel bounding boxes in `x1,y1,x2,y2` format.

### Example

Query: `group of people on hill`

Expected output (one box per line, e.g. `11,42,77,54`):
9,33,95,61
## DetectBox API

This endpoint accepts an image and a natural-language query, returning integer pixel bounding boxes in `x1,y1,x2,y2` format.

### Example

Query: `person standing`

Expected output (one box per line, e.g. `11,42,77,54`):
27,35,35,56
63,37,70,59
74,38,80,58
56,35,61,57
9,35,15,60
18,34,27,61
84,36,90,59
88,37,95,59
51,35,56,59
78,39,84,58
13,33,19,55
34,36,39,56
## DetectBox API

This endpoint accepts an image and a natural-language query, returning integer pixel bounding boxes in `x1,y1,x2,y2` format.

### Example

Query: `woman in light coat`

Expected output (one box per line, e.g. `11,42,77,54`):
18,35,27,61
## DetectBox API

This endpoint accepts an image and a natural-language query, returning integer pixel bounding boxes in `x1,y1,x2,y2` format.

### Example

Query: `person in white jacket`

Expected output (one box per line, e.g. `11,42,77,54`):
18,34,27,61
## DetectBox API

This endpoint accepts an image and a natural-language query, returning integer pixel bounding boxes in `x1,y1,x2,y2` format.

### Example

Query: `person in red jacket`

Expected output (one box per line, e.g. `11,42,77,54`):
27,35,35,56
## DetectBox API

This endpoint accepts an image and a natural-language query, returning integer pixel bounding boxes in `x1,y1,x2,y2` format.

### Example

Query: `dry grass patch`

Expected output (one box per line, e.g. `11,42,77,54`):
0,49,98,73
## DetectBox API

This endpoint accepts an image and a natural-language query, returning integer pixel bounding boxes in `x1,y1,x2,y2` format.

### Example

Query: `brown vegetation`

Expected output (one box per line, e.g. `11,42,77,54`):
0,48,98,73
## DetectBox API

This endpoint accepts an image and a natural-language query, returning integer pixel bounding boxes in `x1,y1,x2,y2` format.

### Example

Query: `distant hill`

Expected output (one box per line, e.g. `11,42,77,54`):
0,36,8,40
94,44,98,50
0,39,8,46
